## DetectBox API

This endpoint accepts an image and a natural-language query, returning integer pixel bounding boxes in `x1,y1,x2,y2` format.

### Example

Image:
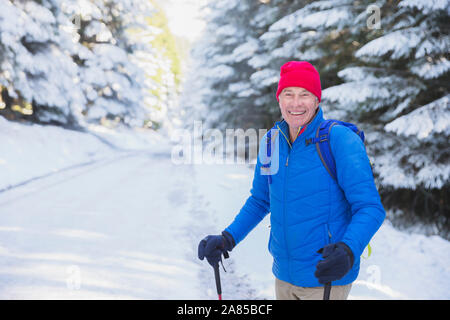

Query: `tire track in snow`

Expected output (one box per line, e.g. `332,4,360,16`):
0,151,169,206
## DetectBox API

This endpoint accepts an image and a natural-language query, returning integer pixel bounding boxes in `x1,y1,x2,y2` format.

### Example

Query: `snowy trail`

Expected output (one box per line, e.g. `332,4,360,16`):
0,151,207,299
0,146,267,299
185,163,268,300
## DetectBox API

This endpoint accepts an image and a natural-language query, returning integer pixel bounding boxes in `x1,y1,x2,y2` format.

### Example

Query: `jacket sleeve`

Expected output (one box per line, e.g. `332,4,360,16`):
330,126,386,258
224,136,271,246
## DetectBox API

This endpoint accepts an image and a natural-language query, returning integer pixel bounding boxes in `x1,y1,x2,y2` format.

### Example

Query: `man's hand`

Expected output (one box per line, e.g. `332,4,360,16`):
314,242,354,284
198,231,235,267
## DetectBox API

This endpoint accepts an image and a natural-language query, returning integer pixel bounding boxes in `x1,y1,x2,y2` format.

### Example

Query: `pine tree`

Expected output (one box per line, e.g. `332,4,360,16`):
58,0,157,127
322,0,450,233
144,0,182,131
0,0,86,126
0,0,179,129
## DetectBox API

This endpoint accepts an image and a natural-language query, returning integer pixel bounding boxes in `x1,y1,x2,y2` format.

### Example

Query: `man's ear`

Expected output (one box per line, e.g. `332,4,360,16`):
314,102,319,115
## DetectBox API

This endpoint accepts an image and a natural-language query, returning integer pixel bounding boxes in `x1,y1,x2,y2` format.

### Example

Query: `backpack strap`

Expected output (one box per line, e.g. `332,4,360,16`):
306,119,365,181
314,120,339,180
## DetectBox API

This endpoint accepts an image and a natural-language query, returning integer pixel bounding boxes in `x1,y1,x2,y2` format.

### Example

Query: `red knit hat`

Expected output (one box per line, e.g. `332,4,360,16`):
276,61,321,102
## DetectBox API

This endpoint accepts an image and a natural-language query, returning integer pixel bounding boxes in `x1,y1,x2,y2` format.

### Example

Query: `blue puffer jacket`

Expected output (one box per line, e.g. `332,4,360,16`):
225,107,385,287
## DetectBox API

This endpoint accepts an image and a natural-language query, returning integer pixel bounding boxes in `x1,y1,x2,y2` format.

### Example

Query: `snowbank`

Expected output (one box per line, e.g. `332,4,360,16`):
0,116,169,192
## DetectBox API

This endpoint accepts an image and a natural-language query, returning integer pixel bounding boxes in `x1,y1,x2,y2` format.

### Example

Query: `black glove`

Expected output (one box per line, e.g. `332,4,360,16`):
314,242,354,284
198,231,235,267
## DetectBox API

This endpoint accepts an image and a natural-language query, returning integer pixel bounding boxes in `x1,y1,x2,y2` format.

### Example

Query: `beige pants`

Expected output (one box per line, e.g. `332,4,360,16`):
275,278,352,300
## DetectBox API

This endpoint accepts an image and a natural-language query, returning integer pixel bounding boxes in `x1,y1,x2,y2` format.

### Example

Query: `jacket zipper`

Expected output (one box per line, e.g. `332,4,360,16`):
326,223,332,243
277,123,296,281
283,148,291,281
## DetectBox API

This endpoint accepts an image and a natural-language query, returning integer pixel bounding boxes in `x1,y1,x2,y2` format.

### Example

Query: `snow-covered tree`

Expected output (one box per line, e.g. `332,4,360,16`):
0,0,86,126
0,0,180,128
321,0,450,233
53,0,158,127
143,0,182,131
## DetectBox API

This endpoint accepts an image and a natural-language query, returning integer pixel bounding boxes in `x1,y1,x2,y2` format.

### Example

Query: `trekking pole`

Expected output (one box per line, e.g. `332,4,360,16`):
213,251,229,300
323,282,331,300
213,264,222,300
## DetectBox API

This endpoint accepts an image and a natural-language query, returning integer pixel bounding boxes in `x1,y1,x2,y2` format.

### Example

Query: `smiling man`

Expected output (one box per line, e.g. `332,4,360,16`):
276,61,322,143
198,61,385,300
278,87,319,142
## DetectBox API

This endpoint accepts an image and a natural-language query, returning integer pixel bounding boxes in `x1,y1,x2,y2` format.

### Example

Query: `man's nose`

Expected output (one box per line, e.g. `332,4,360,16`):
292,95,304,106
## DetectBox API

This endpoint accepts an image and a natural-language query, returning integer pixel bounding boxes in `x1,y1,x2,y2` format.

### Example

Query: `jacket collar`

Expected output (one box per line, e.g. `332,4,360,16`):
274,107,324,146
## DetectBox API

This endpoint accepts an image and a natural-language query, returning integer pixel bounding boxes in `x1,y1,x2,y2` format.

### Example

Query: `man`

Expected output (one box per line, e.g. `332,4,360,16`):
198,61,385,300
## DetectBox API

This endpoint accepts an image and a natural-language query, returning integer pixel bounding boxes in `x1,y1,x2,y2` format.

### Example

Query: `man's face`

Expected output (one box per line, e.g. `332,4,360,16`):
278,87,319,129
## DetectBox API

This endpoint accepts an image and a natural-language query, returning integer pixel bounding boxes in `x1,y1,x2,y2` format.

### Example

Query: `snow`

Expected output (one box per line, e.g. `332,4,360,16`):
231,39,259,63
248,53,270,69
411,57,450,79
399,0,450,14
299,8,350,29
322,72,422,116
215,25,238,37
268,2,351,33
205,65,235,81
249,69,279,87
84,21,113,42
356,28,423,60
323,79,391,106
0,116,449,299
0,115,166,192
375,153,417,189
385,94,450,140
268,8,303,33
0,117,108,192
414,36,450,59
